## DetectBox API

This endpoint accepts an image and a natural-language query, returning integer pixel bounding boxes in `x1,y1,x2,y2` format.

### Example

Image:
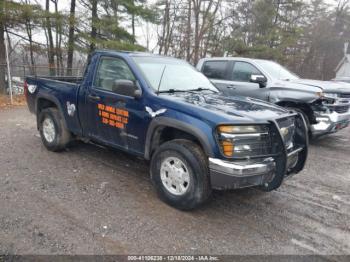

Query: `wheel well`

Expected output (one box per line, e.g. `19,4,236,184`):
149,126,204,158
37,98,58,114
276,101,316,124
36,98,59,130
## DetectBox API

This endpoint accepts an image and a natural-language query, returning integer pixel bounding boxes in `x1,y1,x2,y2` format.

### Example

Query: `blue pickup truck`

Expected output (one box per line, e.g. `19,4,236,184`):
25,50,308,210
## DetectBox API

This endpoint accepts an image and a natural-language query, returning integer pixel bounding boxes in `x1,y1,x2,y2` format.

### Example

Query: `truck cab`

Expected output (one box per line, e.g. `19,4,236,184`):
25,50,308,210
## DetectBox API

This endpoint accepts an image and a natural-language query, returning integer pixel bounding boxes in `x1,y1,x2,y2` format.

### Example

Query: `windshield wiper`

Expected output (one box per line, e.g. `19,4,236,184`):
157,89,188,94
187,87,218,93
157,88,218,94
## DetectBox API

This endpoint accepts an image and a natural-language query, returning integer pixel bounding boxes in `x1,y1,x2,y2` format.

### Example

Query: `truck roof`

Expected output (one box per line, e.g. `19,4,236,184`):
94,49,166,58
198,57,270,63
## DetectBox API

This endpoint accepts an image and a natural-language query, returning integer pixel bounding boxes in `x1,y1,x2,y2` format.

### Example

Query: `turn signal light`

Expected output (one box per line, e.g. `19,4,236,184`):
218,125,262,134
221,140,234,157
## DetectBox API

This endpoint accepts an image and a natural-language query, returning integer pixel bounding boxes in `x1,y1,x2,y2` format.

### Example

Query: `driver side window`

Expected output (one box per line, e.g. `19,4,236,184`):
94,57,135,92
231,62,262,82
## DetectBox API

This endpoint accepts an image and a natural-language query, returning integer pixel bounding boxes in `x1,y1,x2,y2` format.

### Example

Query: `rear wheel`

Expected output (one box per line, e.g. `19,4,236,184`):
150,139,211,210
38,108,72,152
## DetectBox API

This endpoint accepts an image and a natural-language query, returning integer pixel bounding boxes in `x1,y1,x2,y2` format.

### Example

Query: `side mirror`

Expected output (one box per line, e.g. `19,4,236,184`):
250,75,267,88
112,79,142,98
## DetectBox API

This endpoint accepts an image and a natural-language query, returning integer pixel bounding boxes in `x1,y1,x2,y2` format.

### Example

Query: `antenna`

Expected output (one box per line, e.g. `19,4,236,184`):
157,65,167,95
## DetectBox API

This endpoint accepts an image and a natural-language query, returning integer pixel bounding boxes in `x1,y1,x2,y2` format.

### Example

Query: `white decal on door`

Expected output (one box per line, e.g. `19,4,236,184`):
145,106,167,118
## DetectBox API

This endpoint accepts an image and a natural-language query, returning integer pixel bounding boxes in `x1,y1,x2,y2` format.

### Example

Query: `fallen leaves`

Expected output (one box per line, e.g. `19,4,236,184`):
0,94,27,109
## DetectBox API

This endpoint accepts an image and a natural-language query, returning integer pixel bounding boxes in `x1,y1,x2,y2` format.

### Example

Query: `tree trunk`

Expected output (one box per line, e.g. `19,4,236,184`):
164,1,171,55
0,0,6,94
186,0,192,61
89,0,98,56
25,20,35,75
53,0,60,75
24,0,35,75
67,0,76,76
131,0,135,43
193,0,200,64
158,0,169,55
132,14,135,43
45,0,55,76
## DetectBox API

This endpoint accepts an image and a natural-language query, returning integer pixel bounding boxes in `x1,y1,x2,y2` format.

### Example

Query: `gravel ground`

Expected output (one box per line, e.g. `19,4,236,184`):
0,106,349,255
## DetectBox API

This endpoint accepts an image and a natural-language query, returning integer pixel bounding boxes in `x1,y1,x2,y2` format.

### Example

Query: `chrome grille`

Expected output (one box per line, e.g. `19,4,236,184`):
276,117,296,151
339,93,350,99
334,105,350,114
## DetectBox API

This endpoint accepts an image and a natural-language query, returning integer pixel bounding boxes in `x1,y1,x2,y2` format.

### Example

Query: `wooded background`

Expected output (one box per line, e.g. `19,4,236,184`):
0,0,350,94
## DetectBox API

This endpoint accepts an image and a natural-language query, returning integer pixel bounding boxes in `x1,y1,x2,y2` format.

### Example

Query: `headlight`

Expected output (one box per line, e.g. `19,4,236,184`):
316,92,324,98
217,125,271,158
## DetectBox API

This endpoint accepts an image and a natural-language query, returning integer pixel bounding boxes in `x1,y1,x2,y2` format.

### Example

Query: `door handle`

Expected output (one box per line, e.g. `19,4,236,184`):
227,85,236,89
88,94,101,102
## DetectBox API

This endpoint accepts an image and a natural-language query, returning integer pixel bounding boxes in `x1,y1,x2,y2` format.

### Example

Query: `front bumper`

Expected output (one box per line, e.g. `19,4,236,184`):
209,148,303,190
310,111,350,136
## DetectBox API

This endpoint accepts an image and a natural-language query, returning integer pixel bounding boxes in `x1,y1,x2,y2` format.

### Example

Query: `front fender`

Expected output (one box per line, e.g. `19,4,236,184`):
144,116,216,160
268,87,321,104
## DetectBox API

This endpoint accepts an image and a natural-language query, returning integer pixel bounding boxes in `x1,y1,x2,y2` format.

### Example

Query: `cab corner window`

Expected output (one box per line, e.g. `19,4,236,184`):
93,57,135,92
231,62,262,82
202,61,228,80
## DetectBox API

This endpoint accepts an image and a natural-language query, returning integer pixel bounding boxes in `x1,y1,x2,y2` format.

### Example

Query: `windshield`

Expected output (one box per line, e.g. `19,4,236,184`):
132,56,218,93
255,60,299,80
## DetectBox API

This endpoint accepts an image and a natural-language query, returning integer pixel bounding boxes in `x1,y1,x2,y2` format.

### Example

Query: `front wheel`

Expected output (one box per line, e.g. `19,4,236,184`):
150,139,211,210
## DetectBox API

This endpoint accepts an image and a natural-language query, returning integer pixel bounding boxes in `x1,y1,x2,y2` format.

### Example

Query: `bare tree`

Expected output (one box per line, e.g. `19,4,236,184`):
67,0,76,75
186,0,191,61
45,0,55,75
89,0,98,55
0,0,6,94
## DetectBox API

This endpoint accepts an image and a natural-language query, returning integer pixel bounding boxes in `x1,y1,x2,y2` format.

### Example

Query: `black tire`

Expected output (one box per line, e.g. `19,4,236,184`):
150,139,212,210
38,108,72,152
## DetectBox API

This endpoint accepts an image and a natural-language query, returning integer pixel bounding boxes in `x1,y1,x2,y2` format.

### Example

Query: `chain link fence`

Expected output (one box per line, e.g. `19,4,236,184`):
0,64,84,95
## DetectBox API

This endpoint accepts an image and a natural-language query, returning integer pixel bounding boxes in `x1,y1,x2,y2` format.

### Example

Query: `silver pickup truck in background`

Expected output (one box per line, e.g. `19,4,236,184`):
197,57,350,137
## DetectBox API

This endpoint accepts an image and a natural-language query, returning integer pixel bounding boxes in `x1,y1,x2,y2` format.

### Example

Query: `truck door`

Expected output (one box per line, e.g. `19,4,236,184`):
227,61,268,100
201,60,232,94
85,56,145,153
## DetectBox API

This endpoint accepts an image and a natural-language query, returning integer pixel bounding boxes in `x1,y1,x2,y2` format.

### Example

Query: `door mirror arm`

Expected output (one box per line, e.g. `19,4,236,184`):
259,81,267,88
113,79,142,98
250,75,267,88
133,89,142,99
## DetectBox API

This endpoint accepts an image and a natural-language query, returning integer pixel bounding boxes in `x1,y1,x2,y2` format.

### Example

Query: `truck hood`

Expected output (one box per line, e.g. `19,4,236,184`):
289,79,350,94
161,92,289,123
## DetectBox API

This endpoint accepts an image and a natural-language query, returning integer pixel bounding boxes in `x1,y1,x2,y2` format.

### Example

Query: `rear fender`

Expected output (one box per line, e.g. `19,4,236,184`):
35,94,68,130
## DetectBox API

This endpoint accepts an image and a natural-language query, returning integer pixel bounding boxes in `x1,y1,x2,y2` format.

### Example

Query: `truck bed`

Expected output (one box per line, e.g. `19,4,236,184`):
29,76,83,85
25,75,84,136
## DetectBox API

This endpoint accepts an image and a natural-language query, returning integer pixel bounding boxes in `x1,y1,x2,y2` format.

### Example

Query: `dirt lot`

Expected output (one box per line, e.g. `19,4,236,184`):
0,106,349,255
